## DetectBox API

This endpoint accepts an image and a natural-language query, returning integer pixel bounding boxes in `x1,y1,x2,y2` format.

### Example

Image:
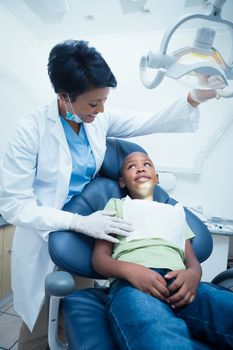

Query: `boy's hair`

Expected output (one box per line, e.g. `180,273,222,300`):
47,39,117,101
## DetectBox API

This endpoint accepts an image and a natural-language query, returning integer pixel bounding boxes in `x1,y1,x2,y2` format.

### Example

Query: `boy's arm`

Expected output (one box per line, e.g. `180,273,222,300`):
92,239,169,301
92,239,130,279
184,239,202,277
164,240,202,308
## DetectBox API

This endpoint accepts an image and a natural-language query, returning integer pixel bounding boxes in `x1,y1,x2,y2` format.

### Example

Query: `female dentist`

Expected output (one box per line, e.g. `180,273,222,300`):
0,39,218,350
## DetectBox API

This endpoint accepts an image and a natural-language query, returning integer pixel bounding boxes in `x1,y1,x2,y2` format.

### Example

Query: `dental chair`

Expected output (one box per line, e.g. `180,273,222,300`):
45,138,232,350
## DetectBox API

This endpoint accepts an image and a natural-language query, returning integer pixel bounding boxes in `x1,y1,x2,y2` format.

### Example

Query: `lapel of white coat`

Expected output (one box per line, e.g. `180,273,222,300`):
47,98,71,160
47,98,72,208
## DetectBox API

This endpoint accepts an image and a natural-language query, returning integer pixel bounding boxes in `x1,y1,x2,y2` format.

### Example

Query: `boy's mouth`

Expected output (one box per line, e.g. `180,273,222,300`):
135,175,150,182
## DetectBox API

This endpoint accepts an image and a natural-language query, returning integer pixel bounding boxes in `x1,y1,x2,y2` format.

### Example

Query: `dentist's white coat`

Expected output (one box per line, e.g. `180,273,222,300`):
0,96,199,331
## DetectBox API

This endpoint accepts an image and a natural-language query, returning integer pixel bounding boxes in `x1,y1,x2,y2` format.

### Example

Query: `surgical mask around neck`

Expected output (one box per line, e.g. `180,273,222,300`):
64,95,83,124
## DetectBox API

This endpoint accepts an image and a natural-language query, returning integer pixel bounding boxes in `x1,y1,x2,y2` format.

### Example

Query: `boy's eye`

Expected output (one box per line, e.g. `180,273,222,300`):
144,162,152,167
89,103,97,108
127,164,136,170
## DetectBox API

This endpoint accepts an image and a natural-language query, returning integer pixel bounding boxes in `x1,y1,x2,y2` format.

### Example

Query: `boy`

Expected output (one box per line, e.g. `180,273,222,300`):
92,152,233,350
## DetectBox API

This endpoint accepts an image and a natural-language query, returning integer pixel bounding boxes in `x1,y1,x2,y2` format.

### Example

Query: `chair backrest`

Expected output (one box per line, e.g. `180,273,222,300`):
49,138,213,278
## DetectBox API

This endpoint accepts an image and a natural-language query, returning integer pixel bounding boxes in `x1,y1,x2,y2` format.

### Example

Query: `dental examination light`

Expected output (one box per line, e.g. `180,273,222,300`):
140,0,233,97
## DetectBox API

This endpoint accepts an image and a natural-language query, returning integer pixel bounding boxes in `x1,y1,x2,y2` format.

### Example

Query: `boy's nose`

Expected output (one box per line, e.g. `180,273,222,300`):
137,167,145,173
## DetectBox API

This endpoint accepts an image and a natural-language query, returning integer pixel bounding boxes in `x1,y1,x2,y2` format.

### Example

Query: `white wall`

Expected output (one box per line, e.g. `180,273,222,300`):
0,10,53,157
1,9,233,256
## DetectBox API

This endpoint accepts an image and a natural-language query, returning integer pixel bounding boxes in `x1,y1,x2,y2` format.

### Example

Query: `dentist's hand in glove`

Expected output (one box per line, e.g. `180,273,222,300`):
188,76,227,106
70,210,133,243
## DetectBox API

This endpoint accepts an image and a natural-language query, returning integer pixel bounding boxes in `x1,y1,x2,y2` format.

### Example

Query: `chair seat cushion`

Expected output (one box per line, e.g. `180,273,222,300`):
62,288,119,350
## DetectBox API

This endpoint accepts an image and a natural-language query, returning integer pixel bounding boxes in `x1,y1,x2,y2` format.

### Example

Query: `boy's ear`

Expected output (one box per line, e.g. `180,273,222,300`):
119,177,126,189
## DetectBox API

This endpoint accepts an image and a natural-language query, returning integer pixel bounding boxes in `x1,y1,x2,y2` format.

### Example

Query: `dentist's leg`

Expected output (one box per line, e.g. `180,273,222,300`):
18,303,49,350
108,279,207,350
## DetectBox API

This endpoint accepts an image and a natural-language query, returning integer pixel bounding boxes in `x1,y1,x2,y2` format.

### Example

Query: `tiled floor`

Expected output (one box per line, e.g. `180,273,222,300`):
0,295,20,350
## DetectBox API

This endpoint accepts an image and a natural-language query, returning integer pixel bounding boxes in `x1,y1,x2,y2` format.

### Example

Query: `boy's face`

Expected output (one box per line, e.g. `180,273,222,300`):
119,152,158,199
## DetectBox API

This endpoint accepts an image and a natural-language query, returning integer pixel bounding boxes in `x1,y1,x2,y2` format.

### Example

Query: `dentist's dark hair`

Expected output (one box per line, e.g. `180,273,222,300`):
47,39,117,101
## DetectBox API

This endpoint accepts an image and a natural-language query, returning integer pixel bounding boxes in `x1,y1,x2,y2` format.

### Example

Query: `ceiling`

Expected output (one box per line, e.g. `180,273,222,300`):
1,0,233,43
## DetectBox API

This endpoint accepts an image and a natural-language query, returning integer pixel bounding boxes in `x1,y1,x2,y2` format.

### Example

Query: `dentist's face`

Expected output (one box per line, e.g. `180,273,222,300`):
61,87,110,123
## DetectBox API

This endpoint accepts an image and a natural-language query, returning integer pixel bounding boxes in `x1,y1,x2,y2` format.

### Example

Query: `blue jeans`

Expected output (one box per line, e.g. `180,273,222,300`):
108,268,233,350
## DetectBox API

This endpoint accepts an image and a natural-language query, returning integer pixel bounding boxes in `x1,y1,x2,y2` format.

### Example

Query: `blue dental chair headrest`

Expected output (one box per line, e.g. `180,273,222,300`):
99,137,147,180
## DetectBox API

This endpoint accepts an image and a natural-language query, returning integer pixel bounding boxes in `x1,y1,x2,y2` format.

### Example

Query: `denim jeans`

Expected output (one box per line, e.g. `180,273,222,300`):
108,268,233,350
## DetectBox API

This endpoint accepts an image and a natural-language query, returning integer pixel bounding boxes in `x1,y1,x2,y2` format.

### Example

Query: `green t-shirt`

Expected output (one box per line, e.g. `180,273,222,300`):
105,198,195,271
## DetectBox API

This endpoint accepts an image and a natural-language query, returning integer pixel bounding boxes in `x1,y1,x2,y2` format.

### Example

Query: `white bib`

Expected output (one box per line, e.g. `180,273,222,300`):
123,196,186,250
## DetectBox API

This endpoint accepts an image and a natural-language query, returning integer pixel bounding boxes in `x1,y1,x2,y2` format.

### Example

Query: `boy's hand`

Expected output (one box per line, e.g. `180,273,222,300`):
125,265,169,301
164,268,200,308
